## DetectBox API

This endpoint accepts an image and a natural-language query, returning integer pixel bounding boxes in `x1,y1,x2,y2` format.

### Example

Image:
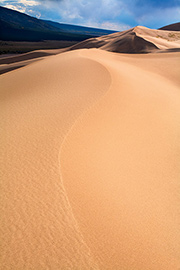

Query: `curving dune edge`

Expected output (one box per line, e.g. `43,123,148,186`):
1,47,180,270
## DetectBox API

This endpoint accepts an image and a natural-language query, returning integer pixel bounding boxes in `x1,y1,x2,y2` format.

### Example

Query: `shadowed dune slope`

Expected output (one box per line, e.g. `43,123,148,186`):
159,22,180,31
70,26,180,53
0,50,57,65
1,25,180,76
0,49,65,75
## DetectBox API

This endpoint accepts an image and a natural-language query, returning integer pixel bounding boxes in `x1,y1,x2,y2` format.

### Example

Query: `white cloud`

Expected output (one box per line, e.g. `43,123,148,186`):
36,13,41,18
84,21,130,31
99,22,130,31
2,0,179,30
19,0,39,6
1,0,39,6
4,4,26,13
49,0,125,29
27,9,41,18
2,0,41,20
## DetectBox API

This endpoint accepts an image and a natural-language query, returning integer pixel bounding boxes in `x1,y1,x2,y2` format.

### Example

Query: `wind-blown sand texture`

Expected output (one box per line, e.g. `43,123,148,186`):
1,47,180,269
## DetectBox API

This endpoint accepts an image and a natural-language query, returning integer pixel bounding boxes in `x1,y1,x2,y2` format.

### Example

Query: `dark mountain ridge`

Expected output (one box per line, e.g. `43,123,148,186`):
0,6,115,42
42,20,115,36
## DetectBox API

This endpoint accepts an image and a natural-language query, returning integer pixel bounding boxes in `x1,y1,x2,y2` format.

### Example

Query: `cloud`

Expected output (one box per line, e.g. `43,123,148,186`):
40,0,125,30
37,0,180,30
28,8,41,18
92,21,131,31
2,0,39,8
2,0,41,19
1,0,180,30
4,4,26,12
19,0,39,6
2,0,39,6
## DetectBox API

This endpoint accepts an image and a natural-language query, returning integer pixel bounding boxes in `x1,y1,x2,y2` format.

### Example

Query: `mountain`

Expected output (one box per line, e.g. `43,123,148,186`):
69,26,180,53
0,6,179,54
159,22,180,31
43,20,115,37
0,6,115,42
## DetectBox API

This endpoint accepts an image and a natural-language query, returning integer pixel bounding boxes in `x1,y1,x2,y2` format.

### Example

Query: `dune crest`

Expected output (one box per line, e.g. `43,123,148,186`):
0,50,111,269
134,26,180,50
1,43,180,268
60,49,180,270
69,26,180,53
1,25,180,76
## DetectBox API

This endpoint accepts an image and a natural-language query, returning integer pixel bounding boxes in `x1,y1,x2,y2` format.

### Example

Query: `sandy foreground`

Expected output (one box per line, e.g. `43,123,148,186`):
0,48,180,270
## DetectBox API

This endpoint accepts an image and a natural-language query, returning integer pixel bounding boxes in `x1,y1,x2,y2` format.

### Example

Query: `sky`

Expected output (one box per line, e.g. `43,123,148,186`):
1,0,180,30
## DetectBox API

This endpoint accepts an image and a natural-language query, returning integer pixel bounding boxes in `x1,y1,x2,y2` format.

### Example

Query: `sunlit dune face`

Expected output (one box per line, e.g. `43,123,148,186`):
1,48,180,269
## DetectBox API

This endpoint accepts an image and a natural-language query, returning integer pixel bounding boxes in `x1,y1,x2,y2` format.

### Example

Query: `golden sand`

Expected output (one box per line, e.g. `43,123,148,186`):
1,47,180,269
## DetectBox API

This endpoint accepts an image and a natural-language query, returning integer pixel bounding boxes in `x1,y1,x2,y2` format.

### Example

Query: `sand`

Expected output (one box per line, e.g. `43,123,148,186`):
1,26,180,76
69,26,180,53
0,49,65,75
1,44,180,269
61,49,180,270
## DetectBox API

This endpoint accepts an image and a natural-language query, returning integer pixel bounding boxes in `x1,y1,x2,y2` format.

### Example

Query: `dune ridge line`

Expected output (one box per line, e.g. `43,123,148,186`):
60,48,180,269
0,49,111,269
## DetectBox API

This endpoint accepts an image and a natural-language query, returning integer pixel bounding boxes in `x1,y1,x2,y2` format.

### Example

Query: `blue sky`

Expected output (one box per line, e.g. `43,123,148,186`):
1,0,180,30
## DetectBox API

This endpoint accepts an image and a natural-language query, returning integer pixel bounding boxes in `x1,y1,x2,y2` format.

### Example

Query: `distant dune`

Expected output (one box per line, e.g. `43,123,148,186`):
70,26,180,53
1,20,180,270
159,22,180,31
0,49,67,75
1,25,180,75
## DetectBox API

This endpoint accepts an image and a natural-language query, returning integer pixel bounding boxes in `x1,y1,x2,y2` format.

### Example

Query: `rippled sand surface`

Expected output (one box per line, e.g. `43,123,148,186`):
1,49,180,269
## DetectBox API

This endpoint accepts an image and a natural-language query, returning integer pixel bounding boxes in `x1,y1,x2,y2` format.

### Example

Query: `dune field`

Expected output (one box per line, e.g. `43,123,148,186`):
1,27,180,270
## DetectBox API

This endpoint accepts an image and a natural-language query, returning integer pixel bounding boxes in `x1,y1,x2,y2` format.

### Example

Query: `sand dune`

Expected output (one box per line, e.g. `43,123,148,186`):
1,25,180,76
1,47,180,270
135,26,180,50
0,51,54,65
0,49,65,75
0,50,111,269
159,22,180,31
70,26,180,53
61,49,180,269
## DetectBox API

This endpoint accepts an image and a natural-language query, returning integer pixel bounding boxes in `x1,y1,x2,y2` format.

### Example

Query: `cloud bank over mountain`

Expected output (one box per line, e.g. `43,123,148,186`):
1,0,180,30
